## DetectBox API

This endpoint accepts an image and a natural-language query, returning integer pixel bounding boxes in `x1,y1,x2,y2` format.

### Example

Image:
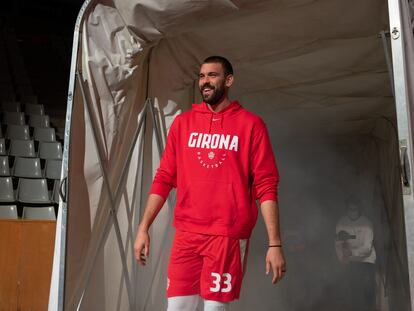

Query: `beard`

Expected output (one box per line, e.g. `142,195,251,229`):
200,82,225,105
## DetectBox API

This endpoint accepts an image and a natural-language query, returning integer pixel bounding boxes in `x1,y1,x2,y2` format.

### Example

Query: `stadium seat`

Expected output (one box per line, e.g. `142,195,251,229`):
6,124,30,140
45,159,62,180
17,178,51,204
3,111,25,125
33,127,55,142
38,142,62,160
24,103,44,115
28,114,50,128
22,206,56,220
0,124,3,138
9,140,36,157
0,176,15,202
0,155,10,176
0,205,18,219
1,101,21,112
0,138,6,155
13,157,42,178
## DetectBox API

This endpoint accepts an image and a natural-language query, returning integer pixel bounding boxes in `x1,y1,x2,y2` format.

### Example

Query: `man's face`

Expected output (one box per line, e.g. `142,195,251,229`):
347,204,361,221
199,62,231,105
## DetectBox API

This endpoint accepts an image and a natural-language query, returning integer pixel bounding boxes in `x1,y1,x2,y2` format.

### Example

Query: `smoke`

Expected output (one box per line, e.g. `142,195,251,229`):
230,121,407,311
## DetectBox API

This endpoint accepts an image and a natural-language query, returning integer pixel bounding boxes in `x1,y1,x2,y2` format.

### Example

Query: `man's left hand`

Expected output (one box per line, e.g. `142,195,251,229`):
265,247,286,284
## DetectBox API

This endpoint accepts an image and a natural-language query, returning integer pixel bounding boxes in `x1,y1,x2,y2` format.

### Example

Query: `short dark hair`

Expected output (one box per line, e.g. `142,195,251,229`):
203,56,234,76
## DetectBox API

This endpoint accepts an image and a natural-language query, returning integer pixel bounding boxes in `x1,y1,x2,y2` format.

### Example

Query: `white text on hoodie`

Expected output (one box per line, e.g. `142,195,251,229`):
188,133,239,151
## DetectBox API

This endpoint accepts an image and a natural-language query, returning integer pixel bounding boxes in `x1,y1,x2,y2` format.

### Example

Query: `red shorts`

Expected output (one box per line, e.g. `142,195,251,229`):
167,230,249,302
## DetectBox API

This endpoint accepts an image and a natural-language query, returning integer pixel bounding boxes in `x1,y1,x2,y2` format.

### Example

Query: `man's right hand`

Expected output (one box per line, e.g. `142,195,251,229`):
134,229,150,266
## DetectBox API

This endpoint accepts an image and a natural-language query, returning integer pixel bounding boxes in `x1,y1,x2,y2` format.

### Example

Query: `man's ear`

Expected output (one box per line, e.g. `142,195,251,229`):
225,74,234,87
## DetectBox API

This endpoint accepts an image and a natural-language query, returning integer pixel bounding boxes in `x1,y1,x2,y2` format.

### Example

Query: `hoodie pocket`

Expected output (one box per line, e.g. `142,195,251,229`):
188,180,237,225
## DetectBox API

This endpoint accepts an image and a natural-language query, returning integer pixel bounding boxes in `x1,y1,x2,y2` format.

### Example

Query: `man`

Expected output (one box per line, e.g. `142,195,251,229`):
335,200,376,311
134,56,286,311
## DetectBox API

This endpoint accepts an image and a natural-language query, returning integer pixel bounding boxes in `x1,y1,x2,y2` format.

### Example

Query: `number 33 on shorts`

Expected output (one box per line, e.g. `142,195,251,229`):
210,272,232,292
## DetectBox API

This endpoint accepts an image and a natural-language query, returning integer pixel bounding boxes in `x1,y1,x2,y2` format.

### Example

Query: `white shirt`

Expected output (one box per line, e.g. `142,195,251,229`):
335,215,376,264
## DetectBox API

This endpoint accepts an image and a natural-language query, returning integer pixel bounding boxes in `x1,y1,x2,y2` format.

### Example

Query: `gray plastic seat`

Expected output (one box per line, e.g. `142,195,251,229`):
0,177,15,202
22,206,56,220
6,124,30,140
3,112,25,125
0,156,10,176
45,159,62,180
17,178,51,204
39,142,62,160
0,138,6,156
1,101,21,112
0,205,18,219
13,157,42,178
28,114,50,128
24,104,44,115
33,127,55,142
9,140,36,157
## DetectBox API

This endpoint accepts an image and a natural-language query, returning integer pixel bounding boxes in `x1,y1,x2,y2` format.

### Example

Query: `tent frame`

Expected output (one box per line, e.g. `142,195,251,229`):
51,0,414,310
49,0,96,310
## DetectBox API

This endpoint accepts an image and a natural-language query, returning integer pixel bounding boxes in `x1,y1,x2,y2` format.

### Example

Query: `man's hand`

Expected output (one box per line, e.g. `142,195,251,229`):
134,194,166,266
134,229,150,266
265,247,286,284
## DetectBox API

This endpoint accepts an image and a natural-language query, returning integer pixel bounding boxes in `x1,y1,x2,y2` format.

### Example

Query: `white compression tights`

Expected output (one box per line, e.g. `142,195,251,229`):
167,296,229,311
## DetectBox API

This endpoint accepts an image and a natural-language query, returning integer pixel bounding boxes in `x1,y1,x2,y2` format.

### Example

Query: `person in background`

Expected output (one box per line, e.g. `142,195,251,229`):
335,199,376,311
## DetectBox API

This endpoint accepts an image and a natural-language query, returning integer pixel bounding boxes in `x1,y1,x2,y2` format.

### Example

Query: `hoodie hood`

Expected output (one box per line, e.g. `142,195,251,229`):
192,101,242,133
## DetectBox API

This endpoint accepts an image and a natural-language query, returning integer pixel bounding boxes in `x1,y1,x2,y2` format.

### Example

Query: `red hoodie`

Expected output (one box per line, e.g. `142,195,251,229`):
150,101,279,239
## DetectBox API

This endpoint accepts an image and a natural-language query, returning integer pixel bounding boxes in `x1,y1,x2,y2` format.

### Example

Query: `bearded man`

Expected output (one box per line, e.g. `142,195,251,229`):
134,56,286,311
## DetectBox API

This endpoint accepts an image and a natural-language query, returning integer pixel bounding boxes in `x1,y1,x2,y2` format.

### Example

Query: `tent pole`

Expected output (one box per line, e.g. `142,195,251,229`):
380,30,395,97
388,0,414,309
132,110,147,309
148,99,164,154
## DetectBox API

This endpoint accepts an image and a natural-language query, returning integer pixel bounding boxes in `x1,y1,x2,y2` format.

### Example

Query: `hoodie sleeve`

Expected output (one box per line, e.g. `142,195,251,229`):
149,117,179,200
250,119,280,204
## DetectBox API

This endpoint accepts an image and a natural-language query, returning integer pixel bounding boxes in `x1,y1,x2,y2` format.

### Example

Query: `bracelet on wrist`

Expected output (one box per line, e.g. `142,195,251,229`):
268,244,282,248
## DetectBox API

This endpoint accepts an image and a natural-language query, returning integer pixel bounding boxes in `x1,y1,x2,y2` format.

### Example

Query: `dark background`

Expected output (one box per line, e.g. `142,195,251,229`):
1,0,84,123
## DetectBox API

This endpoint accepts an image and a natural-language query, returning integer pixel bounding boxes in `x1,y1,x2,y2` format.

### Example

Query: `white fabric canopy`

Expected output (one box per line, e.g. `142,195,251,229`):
49,0,414,310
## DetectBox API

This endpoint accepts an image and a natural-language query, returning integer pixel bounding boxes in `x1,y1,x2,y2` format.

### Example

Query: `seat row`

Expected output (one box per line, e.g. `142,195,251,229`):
1,124,56,141
1,101,45,115
0,176,60,204
0,157,62,179
0,205,56,220
0,139,62,159
2,111,50,127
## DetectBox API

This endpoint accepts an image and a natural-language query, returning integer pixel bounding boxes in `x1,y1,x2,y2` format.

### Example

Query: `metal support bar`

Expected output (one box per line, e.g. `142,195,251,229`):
380,30,395,97
388,0,414,308
132,111,147,309
50,1,95,310
75,71,149,310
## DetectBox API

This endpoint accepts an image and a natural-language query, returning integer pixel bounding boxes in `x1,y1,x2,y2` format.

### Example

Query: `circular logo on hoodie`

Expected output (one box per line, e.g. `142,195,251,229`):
197,150,227,169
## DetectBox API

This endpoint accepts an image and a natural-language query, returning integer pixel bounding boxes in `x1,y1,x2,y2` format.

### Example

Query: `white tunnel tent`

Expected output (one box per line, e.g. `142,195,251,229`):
50,0,414,310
